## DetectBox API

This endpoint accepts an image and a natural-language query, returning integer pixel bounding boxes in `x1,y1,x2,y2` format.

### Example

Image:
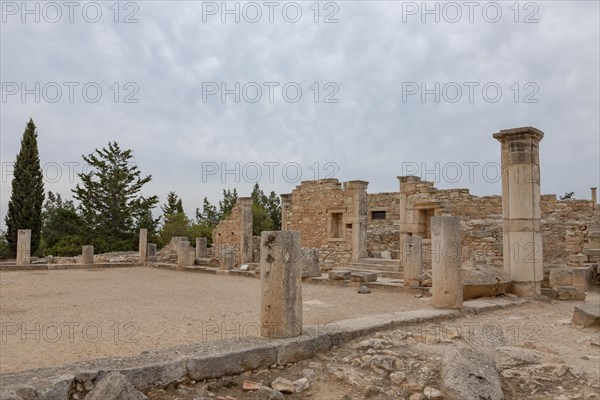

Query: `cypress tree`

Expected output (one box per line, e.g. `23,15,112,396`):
5,118,45,256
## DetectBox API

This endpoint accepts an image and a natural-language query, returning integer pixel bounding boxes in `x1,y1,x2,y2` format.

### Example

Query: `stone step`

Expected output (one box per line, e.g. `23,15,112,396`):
357,257,401,266
345,266,403,279
348,262,400,272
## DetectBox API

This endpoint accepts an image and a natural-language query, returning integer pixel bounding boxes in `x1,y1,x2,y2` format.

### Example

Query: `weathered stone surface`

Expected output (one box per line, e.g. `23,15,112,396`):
328,270,351,280
177,240,190,268
293,377,309,393
549,268,573,288
196,237,207,258
462,266,512,300
572,266,594,292
260,231,303,338
540,288,558,300
494,127,544,297
85,372,147,400
270,377,294,393
351,272,377,282
121,360,186,391
0,390,22,400
221,248,234,271
256,386,284,400
572,303,600,327
138,229,147,264
16,229,31,266
381,250,392,260
431,216,463,309
403,236,422,288
358,285,371,294
300,248,320,277
187,345,277,380
441,346,504,400
556,286,586,301
81,246,94,265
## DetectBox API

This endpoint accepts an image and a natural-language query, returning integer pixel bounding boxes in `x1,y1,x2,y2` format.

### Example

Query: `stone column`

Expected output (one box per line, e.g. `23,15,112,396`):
239,197,253,264
403,236,422,288
177,240,190,268
16,229,31,266
592,187,597,210
494,127,544,297
196,237,207,258
344,180,369,262
260,231,302,338
147,243,157,262
280,194,291,230
82,246,94,265
431,216,463,309
139,229,148,264
220,248,234,270
398,176,421,265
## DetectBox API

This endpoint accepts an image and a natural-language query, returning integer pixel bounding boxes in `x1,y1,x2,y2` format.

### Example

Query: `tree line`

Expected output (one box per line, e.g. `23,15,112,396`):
0,119,281,258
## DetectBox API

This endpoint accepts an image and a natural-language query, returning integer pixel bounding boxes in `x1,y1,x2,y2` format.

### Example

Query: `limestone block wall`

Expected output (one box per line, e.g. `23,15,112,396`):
393,176,597,272
281,179,363,267
212,201,243,265
366,192,401,258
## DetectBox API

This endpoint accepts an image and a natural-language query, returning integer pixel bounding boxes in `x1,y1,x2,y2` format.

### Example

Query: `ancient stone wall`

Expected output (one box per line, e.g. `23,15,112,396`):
281,179,367,268
366,192,401,258
212,201,243,266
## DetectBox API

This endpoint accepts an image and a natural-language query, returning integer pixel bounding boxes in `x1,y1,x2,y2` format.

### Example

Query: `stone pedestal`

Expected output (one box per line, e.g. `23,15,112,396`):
494,127,544,297
431,217,463,309
403,236,422,288
260,231,302,338
139,229,148,264
221,248,234,271
177,240,190,268
16,229,31,266
196,237,207,258
301,248,320,277
82,246,94,265
147,243,157,262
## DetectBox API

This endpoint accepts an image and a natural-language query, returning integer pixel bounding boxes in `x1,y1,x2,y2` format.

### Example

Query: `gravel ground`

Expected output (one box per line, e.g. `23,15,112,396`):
0,267,428,373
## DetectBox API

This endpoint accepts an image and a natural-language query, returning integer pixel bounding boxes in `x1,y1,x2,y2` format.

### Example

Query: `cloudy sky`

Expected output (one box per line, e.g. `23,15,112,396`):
1,0,599,227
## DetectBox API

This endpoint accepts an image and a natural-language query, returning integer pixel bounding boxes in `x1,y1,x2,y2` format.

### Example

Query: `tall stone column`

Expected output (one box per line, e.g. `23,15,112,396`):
239,197,253,264
139,229,148,264
403,236,422,288
260,231,302,338
344,180,369,262
16,229,31,266
280,194,291,230
196,237,207,258
177,240,190,268
494,127,544,297
82,246,94,265
431,216,463,309
592,187,597,210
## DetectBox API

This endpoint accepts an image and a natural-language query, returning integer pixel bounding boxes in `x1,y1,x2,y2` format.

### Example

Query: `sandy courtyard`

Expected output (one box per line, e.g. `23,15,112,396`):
0,267,426,373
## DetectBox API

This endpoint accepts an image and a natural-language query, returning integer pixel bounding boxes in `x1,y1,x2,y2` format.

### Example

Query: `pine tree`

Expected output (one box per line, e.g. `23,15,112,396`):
40,191,84,256
5,118,45,256
161,192,183,217
72,141,158,252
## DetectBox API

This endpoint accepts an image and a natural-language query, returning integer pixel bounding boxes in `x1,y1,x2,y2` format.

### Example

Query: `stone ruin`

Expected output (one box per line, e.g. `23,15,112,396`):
2,126,599,400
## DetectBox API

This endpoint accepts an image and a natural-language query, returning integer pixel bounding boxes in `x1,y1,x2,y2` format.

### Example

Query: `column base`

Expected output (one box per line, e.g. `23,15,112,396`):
511,281,541,297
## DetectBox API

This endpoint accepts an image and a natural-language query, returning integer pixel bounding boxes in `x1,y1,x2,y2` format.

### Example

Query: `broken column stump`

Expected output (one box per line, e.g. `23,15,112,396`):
431,216,463,309
260,231,302,338
16,229,31,266
403,236,423,288
81,246,94,265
